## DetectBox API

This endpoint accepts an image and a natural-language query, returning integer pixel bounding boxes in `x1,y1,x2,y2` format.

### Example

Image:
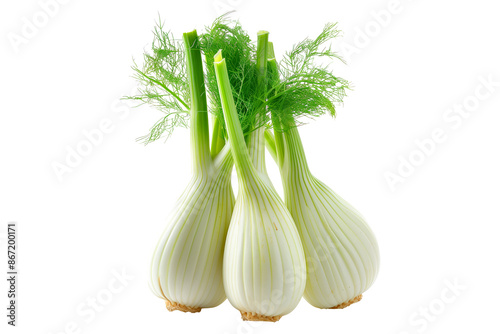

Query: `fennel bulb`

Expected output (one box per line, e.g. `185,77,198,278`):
214,44,306,322
263,30,379,309
149,147,234,311
149,30,235,312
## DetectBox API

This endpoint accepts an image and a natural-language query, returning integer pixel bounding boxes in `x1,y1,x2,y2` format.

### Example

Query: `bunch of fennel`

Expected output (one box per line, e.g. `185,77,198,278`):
128,16,379,321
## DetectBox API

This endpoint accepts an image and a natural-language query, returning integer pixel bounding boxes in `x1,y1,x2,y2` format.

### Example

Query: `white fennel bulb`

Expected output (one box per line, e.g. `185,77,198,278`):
150,148,234,311
214,41,306,322
264,35,380,309
149,30,235,312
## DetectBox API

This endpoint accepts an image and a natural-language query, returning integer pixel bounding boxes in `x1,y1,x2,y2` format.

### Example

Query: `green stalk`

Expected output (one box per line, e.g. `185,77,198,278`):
264,129,277,163
266,41,310,178
183,30,210,174
246,31,268,174
210,117,226,159
267,42,285,169
214,51,257,184
282,125,311,179
265,117,311,179
256,31,269,89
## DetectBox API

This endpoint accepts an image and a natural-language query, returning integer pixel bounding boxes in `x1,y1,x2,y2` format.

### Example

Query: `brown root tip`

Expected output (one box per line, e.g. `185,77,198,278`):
165,299,202,313
240,311,282,322
330,294,363,309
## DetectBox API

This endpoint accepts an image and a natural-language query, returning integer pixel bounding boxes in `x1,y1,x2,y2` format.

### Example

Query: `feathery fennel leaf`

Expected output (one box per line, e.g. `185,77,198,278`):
125,19,190,144
268,23,351,130
200,15,261,137
127,17,350,144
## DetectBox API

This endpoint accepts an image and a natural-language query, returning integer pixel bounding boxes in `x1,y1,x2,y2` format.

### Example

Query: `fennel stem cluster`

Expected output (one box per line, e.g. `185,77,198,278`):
127,15,380,322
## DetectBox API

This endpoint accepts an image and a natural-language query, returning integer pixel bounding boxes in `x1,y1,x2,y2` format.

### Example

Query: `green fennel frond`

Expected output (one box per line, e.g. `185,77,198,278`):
200,14,260,137
124,19,190,144
268,23,351,130
127,17,350,144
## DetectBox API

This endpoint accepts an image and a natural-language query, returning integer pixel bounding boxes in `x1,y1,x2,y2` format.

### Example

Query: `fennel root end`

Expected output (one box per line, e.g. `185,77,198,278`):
240,311,282,322
330,294,363,309
165,299,202,313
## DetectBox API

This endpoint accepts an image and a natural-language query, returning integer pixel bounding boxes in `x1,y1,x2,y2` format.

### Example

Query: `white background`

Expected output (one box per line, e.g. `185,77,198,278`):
1,0,500,333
